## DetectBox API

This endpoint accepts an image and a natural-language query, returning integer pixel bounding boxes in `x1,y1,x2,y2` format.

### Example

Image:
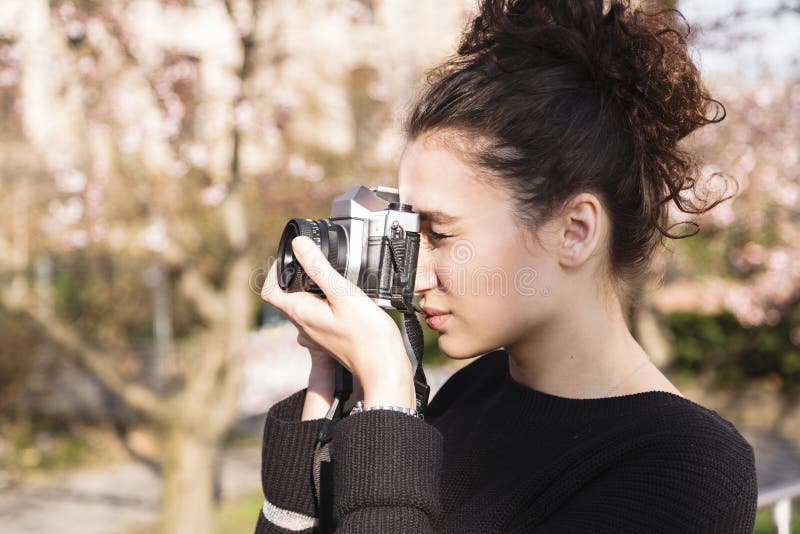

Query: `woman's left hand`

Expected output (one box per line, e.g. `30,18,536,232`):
262,235,416,409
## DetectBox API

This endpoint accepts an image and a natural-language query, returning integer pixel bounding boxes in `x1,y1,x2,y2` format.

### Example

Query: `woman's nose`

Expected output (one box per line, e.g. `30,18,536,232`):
413,247,438,295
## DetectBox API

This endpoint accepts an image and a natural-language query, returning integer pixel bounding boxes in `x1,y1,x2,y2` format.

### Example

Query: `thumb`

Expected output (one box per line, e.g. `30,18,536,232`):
291,236,360,301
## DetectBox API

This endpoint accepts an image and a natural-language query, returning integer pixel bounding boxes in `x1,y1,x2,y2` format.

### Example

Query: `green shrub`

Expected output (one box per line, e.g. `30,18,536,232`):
668,303,800,394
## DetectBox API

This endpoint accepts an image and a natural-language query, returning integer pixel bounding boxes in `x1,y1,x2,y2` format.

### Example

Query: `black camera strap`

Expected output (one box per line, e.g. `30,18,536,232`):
311,231,430,533
401,308,432,414
311,360,347,532
388,231,431,414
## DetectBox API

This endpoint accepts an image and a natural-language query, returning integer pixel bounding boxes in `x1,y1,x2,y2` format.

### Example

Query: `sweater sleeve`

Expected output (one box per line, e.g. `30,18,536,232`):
521,430,758,534
254,388,325,534
330,409,444,532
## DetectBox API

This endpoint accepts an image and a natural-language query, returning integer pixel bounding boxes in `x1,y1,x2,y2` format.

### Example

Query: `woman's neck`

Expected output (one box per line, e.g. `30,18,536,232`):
505,280,655,399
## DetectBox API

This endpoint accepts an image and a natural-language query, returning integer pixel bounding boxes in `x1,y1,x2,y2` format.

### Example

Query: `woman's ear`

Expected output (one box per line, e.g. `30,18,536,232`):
556,193,605,269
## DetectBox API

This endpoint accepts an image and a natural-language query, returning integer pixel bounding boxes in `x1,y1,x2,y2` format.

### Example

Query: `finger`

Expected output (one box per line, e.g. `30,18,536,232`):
297,333,312,349
291,236,361,304
297,332,323,351
295,330,353,372
261,259,288,308
262,257,333,322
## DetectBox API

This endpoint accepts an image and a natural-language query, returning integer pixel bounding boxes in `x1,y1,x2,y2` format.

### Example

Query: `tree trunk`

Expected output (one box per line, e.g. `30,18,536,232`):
161,424,219,534
633,301,675,369
629,274,676,369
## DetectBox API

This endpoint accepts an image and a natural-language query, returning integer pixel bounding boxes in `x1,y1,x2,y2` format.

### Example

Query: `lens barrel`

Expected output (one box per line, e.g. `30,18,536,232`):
276,218,347,296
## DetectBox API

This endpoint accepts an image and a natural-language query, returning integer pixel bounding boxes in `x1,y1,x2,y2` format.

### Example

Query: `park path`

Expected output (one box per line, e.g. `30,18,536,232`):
0,364,457,534
0,445,261,534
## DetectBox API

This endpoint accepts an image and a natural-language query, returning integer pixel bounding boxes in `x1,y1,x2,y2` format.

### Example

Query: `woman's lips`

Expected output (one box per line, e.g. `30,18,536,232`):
421,305,448,316
420,305,451,330
425,313,451,330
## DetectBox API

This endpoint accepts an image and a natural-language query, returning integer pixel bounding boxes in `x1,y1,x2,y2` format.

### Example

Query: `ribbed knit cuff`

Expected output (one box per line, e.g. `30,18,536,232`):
261,388,325,517
331,410,443,524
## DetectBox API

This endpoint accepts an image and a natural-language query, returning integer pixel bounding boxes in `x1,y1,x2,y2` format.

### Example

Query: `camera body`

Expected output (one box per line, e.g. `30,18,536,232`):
276,185,420,313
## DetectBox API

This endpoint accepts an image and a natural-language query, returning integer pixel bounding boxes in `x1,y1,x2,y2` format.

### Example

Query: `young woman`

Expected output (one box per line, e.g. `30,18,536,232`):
257,1,758,532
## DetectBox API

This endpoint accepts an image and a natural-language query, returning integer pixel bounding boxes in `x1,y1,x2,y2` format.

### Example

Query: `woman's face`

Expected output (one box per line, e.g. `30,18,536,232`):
398,132,561,359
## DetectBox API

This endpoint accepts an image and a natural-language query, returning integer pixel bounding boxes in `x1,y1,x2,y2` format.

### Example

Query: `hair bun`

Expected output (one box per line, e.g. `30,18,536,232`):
457,0,724,145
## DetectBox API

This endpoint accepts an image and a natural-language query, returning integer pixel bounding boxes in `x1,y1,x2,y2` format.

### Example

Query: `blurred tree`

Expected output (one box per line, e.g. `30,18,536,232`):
0,0,472,532
651,78,800,389
1,2,263,531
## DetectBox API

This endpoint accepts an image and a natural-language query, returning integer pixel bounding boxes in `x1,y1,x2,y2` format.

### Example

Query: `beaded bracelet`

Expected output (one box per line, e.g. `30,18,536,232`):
349,400,424,420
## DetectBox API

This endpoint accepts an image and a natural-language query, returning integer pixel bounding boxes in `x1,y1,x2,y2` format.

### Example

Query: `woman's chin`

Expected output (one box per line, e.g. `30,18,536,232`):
436,334,477,360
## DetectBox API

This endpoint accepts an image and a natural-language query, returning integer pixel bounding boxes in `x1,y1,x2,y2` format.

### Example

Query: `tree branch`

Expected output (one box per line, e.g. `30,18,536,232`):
2,294,171,423
113,420,163,476
649,278,729,315
158,240,227,324
698,2,800,34
221,0,259,254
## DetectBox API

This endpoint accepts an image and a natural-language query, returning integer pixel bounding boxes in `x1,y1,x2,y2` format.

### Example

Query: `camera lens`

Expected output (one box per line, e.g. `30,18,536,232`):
276,218,347,295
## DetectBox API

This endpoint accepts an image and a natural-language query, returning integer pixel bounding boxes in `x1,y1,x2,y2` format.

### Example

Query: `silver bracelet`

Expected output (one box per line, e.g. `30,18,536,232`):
349,400,423,420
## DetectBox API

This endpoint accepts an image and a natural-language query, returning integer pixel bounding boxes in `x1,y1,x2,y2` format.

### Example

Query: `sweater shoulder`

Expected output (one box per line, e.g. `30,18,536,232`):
623,395,758,491
642,394,754,453
643,406,758,528
425,349,507,418
527,401,758,533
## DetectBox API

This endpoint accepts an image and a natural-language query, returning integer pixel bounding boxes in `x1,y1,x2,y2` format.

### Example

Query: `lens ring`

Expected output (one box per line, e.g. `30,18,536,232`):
332,223,348,276
276,218,350,296
277,219,323,292
316,219,348,277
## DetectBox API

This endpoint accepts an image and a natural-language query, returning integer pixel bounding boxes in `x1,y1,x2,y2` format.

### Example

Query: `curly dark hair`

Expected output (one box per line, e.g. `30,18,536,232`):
403,0,737,302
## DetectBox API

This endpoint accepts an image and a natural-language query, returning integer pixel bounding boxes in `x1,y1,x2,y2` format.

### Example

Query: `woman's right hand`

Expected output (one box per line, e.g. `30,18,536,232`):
298,329,363,421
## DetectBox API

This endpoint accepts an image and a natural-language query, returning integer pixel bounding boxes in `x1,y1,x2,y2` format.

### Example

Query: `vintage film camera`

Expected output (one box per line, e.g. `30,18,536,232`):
276,185,421,315
274,185,430,428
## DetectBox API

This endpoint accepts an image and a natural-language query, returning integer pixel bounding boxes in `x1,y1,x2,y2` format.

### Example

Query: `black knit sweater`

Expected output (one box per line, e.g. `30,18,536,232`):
254,349,758,533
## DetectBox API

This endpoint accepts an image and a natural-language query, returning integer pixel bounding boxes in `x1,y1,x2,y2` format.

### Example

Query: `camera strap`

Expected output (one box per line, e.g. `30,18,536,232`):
311,363,348,533
310,313,429,533
401,309,432,415
388,231,431,414
311,232,430,532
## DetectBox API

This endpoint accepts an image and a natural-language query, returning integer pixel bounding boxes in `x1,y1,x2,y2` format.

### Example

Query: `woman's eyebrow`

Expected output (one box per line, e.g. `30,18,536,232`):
416,210,459,224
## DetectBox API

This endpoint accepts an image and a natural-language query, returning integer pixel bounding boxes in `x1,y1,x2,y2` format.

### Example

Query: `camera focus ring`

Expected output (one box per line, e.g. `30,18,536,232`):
277,218,321,293
298,219,322,246
276,218,347,295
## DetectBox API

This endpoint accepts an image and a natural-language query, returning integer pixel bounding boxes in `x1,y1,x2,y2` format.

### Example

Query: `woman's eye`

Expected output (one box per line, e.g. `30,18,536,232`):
427,230,451,242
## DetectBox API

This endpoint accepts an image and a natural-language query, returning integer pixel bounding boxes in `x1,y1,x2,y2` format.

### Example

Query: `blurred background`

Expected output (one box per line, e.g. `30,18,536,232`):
0,0,798,533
